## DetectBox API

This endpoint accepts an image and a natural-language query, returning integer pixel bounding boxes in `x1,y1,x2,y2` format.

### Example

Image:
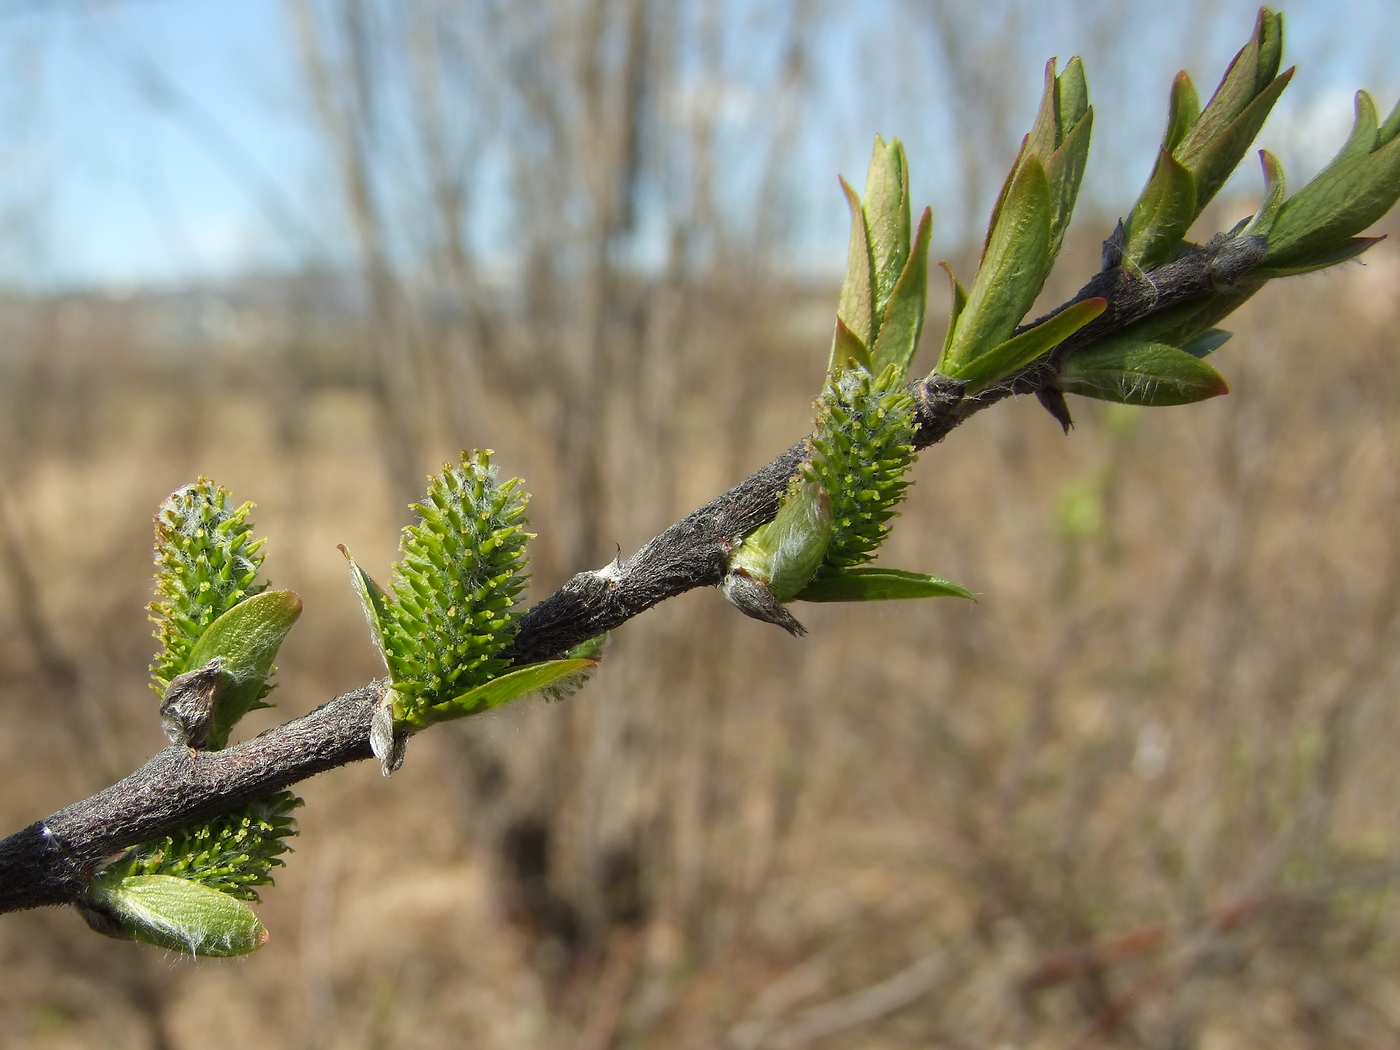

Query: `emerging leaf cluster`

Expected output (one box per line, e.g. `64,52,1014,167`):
795,139,965,602
936,57,1099,390
831,137,932,378
723,138,972,631
1255,89,1400,274
726,4,1400,625
149,480,267,693
1119,9,1290,271
1052,8,1400,410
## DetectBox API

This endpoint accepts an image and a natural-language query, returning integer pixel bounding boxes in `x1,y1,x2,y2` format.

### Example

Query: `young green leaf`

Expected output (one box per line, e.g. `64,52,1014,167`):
537,634,610,702
1057,56,1089,134
1043,104,1094,260
1173,8,1287,210
1185,67,1292,214
1244,149,1287,236
1179,329,1234,358
1379,94,1400,146
835,176,875,353
1162,71,1201,155
939,157,1053,376
863,136,912,324
409,658,599,728
339,544,393,671
184,589,303,750
1025,58,1064,164
1122,149,1197,270
81,873,268,957
1331,90,1380,168
1119,8,1288,268
939,263,970,361
1263,126,1400,269
910,63,1088,389
981,57,1088,261
184,588,303,692
831,316,874,373
1254,236,1382,278
1056,340,1229,406
1019,57,1094,260
728,475,834,604
796,567,975,603
870,207,933,376
949,296,1107,391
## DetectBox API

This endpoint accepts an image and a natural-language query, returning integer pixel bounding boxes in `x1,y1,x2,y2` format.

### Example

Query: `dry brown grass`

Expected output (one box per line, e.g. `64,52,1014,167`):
2,228,1400,1049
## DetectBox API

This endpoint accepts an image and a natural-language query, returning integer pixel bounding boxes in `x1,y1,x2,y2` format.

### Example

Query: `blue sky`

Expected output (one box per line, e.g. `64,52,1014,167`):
0,0,318,288
0,0,1395,290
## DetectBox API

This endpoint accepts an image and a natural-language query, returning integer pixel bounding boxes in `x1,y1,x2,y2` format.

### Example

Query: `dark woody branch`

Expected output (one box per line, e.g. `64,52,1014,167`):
0,232,1268,915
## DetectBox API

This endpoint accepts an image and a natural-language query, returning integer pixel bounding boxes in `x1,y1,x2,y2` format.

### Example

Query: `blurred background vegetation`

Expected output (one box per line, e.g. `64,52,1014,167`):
2,1,1400,1047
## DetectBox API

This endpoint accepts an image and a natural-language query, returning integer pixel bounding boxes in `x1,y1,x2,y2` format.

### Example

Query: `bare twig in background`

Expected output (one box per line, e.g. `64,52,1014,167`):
748,950,947,1049
0,486,80,711
1036,866,1400,1048
0,480,124,780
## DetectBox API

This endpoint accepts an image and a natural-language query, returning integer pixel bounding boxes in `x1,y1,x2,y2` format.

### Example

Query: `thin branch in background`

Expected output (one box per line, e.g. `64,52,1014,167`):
287,0,429,506
762,950,948,1049
0,486,78,703
571,929,645,1050
1021,865,1400,1048
0,481,120,778
726,950,837,1050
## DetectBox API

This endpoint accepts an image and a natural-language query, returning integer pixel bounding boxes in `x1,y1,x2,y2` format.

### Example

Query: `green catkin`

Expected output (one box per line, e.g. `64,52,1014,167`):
384,450,533,720
101,790,301,902
149,480,266,693
806,364,917,576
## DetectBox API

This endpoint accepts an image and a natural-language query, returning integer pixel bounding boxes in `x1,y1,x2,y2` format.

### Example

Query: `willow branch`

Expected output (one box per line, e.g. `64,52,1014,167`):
503,232,1266,664
0,231,1266,915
